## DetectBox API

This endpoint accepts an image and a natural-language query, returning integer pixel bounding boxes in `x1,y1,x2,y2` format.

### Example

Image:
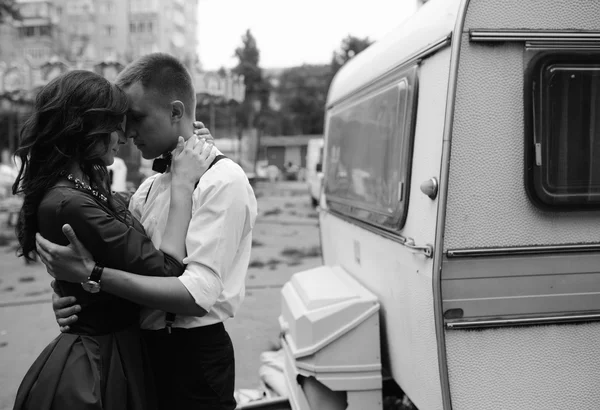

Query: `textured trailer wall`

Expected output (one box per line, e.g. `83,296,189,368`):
445,323,600,410
464,0,600,31
320,48,452,410
443,1,600,409
444,8,600,251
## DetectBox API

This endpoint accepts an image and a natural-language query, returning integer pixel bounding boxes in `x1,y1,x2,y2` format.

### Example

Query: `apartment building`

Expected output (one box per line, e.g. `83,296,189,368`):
129,0,198,68
1,0,199,69
2,0,64,66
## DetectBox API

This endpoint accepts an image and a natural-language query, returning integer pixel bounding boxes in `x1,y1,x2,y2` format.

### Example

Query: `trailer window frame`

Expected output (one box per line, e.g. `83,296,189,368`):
323,65,418,232
525,51,600,209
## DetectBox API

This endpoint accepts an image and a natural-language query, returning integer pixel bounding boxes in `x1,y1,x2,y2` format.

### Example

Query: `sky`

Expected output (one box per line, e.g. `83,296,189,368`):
196,0,418,71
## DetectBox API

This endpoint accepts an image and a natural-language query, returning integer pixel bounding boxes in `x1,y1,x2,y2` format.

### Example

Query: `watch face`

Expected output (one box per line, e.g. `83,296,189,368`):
81,281,101,294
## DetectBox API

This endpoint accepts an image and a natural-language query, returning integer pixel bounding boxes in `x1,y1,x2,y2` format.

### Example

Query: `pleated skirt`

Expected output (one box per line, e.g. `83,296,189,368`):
13,325,157,410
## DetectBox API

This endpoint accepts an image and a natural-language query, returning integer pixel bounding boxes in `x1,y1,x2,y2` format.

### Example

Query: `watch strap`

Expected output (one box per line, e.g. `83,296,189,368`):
90,263,104,282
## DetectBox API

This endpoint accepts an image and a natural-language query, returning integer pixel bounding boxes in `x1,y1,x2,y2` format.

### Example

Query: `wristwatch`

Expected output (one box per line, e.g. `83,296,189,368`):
81,263,103,293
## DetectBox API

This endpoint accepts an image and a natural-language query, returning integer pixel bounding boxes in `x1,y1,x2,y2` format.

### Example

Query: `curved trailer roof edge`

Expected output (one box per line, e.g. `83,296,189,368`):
326,0,462,107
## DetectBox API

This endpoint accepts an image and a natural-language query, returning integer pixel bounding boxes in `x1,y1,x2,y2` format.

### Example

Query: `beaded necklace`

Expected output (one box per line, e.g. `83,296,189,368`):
64,172,108,203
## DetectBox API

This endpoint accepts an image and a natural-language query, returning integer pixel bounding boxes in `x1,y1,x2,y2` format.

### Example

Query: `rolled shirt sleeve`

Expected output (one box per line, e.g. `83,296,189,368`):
178,167,254,313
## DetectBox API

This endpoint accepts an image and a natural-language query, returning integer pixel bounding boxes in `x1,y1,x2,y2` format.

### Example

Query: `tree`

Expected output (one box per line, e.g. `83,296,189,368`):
233,30,261,100
232,29,270,130
0,0,20,23
330,35,373,79
217,66,228,78
270,36,373,137
276,64,330,135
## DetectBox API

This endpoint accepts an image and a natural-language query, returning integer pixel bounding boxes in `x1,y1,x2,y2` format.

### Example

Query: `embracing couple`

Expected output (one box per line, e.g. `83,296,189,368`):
12,53,257,410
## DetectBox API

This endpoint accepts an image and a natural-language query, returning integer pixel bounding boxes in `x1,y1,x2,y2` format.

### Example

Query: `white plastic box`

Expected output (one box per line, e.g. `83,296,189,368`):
279,265,382,410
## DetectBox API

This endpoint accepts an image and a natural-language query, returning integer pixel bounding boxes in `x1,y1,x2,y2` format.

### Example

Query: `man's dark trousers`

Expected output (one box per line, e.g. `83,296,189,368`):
142,322,236,410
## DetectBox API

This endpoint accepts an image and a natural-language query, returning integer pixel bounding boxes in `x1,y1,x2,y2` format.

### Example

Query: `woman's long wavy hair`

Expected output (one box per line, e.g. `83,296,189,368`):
12,70,129,261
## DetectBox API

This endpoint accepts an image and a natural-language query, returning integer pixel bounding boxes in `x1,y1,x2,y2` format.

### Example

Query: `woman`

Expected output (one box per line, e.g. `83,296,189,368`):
11,70,215,410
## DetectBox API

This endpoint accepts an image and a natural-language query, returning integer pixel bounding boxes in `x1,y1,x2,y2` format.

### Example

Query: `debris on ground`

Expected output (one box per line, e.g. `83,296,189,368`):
234,348,289,409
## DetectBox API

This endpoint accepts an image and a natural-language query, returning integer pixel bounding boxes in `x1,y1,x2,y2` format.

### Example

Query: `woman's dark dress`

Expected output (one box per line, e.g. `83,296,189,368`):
13,186,185,410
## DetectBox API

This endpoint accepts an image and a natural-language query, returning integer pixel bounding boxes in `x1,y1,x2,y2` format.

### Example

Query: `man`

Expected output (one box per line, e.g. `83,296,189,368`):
36,53,258,410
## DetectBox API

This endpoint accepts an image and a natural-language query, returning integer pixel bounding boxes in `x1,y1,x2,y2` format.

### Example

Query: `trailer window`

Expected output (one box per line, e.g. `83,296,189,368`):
528,55,600,208
324,66,418,231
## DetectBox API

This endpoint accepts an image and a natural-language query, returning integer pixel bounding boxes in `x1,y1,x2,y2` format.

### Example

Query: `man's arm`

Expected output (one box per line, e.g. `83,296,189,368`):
176,166,255,314
96,270,208,316
50,281,80,332
37,165,255,317
37,228,207,316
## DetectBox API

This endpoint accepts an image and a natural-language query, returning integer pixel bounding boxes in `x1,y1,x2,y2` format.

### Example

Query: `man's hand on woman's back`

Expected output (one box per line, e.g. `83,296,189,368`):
51,280,81,333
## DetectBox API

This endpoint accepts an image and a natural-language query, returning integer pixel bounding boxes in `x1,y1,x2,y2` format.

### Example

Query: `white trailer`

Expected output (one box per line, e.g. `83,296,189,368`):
280,0,600,409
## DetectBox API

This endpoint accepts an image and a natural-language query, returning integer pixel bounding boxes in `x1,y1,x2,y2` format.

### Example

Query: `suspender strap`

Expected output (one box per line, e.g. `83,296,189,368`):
208,154,228,170
164,154,227,333
144,180,155,204
194,155,227,189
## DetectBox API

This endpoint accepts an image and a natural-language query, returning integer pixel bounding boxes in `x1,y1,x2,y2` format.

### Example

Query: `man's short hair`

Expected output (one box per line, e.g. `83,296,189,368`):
116,53,196,113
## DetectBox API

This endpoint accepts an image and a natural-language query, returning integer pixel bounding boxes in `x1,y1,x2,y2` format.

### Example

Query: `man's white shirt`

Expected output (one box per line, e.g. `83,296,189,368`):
128,151,258,330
